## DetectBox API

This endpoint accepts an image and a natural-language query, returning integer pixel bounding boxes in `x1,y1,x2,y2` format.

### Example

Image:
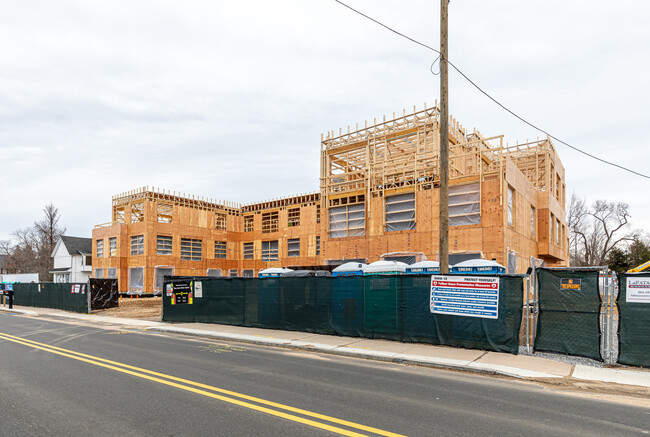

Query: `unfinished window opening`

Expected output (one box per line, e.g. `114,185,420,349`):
243,242,254,260
96,239,104,258
131,202,144,223
262,240,279,261
154,266,174,294
288,208,300,227
556,218,561,245
157,202,173,223
214,241,227,259
316,236,320,256
207,269,222,277
94,268,104,279
328,200,365,239
229,269,238,277
215,212,227,231
507,186,514,226
113,206,125,224
181,238,202,261
130,235,144,255
244,215,254,232
328,194,365,208
109,237,117,256
107,267,117,279
262,211,279,234
530,206,536,237
316,204,321,224
556,174,561,201
157,235,172,255
385,192,415,232
242,269,255,278
449,182,481,226
128,267,144,294
288,238,300,257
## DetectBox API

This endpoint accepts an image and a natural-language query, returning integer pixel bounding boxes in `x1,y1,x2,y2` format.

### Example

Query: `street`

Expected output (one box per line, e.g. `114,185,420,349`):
0,312,648,436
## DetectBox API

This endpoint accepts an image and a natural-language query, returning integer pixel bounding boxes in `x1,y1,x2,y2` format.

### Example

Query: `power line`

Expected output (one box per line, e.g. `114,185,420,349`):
333,0,650,180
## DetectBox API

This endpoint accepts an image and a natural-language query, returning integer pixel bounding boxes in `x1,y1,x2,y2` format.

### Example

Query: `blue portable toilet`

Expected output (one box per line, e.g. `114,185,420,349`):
406,260,440,275
258,267,293,278
332,262,367,277
451,259,505,275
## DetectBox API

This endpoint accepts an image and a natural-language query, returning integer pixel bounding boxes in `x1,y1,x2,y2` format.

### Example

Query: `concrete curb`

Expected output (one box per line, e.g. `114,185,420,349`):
148,326,564,380
572,365,650,388
0,307,38,315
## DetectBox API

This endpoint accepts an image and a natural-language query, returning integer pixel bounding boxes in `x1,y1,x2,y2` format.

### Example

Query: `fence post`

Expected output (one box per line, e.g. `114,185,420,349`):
532,263,538,344
526,257,531,353
607,270,617,364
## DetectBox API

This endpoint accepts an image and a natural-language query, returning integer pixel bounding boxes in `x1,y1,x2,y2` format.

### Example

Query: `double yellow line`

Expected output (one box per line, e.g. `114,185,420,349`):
0,331,405,437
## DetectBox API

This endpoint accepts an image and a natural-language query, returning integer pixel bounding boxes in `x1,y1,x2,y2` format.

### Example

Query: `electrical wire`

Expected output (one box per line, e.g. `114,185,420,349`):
333,0,650,180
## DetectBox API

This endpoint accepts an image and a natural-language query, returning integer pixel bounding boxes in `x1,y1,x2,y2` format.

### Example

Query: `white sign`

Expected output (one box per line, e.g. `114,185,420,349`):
166,283,173,297
194,281,203,298
431,275,500,319
626,277,650,303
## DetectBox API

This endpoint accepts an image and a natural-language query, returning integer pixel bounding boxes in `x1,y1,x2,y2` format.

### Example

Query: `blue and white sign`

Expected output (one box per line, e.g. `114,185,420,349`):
430,275,499,319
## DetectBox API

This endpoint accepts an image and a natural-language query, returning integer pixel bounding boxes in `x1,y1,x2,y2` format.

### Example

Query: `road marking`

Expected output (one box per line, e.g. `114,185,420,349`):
0,332,405,437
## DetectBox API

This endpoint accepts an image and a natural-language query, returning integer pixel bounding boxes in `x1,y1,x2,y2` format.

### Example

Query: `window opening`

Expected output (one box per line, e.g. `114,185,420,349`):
262,240,279,261
157,235,172,255
243,242,254,260
131,202,144,223
130,235,144,255
288,208,300,227
287,238,300,257
157,202,173,223
109,237,117,256
214,241,227,259
181,238,202,261
385,192,415,232
262,211,279,233
96,240,104,258
215,212,227,231
244,215,254,232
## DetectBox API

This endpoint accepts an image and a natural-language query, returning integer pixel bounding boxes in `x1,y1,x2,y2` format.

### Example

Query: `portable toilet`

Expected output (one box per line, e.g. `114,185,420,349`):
362,260,408,276
451,259,505,275
258,267,293,278
332,262,367,277
406,260,440,275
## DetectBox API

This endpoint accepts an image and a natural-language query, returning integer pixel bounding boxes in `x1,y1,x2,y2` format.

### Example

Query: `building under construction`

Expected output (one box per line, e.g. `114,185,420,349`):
92,105,569,293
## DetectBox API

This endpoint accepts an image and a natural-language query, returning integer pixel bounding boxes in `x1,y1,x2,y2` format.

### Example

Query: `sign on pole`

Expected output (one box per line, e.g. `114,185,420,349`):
430,275,499,319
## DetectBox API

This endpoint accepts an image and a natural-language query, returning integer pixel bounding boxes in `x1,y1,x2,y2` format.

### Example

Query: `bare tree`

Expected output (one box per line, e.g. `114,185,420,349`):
3,204,66,280
568,194,637,266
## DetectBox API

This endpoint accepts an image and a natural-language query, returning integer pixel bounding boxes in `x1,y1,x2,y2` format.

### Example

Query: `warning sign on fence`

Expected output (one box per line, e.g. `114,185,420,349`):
626,277,650,303
430,275,499,319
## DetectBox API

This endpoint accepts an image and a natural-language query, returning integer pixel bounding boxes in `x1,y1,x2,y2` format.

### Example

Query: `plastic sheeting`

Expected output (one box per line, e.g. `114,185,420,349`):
155,267,174,294
385,193,415,232
329,203,365,238
449,182,480,226
617,273,650,367
89,278,119,310
163,274,524,354
534,268,602,360
128,267,144,294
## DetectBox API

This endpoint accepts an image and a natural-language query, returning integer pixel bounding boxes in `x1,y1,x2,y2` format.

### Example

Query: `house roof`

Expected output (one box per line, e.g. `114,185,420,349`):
60,236,92,256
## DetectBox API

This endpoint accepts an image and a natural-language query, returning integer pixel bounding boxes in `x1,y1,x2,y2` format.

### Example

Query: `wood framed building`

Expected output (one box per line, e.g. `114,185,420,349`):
92,105,569,293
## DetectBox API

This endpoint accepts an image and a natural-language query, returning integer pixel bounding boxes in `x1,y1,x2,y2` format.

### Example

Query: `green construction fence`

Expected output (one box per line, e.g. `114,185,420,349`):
11,282,89,313
162,274,524,354
534,268,602,360
617,273,650,367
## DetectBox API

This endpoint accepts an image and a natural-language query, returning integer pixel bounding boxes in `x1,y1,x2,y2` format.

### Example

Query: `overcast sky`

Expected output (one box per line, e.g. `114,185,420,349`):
1,0,649,243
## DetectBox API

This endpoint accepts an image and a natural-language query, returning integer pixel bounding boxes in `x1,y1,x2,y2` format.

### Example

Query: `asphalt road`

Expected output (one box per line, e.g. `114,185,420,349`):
0,312,648,437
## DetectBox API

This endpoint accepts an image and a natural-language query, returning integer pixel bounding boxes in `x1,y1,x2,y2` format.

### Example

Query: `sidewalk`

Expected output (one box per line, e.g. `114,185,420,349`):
2,305,649,390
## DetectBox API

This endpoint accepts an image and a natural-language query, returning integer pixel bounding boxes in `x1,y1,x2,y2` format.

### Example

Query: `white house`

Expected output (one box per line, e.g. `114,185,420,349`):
50,236,93,283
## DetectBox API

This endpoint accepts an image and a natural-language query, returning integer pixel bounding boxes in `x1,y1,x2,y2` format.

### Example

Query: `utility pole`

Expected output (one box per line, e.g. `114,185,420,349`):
439,0,449,274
